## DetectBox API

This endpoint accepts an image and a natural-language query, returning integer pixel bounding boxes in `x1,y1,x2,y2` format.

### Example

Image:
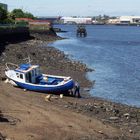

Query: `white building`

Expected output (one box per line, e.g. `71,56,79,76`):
107,18,120,24
60,17,92,24
119,16,140,24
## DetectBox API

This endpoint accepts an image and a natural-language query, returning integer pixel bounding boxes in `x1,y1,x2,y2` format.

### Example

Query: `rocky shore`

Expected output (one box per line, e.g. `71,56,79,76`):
0,32,140,140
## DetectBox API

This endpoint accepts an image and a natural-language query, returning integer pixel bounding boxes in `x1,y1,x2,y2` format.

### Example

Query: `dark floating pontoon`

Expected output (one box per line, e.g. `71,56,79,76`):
76,25,87,37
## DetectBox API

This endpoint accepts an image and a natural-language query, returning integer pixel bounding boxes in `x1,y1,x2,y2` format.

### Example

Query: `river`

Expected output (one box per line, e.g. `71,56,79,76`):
49,24,140,107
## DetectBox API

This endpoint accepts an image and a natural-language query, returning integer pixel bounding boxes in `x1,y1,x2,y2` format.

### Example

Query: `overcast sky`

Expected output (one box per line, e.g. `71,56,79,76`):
1,0,140,16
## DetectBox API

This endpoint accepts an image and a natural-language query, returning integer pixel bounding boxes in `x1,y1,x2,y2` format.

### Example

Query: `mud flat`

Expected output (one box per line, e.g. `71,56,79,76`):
0,33,140,140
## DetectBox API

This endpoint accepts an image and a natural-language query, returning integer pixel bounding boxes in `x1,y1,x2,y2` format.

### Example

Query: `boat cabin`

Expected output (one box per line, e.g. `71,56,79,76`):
15,64,41,84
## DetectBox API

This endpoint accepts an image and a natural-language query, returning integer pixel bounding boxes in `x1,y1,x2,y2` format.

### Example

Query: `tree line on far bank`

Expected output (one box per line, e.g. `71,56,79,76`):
0,7,35,24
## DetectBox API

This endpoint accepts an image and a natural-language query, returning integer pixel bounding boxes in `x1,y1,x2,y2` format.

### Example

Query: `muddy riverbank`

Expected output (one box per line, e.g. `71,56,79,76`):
0,37,92,90
0,33,140,140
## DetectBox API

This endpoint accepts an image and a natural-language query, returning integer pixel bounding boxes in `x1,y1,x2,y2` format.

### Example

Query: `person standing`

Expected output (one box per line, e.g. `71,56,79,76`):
74,81,81,98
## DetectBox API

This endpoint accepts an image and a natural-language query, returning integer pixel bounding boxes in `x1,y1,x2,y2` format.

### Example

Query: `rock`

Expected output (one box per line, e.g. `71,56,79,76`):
124,113,130,117
87,119,91,123
68,125,72,128
2,77,6,81
83,88,90,92
51,96,58,99
126,116,130,120
105,108,110,112
31,52,36,56
113,109,120,114
68,102,73,105
94,110,99,114
78,107,83,111
45,95,52,101
0,132,5,140
74,102,78,106
16,54,23,59
10,121,16,125
129,129,133,133
64,105,69,108
88,106,94,111
23,89,27,92
4,79,9,84
100,106,104,109
109,117,119,120
60,94,63,99
80,136,90,140
98,130,103,134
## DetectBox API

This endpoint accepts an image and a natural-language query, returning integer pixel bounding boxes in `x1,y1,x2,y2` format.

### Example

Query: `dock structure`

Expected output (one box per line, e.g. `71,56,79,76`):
76,25,87,37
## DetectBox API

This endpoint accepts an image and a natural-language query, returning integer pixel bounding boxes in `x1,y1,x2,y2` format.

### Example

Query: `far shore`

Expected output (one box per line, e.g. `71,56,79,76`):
0,32,140,140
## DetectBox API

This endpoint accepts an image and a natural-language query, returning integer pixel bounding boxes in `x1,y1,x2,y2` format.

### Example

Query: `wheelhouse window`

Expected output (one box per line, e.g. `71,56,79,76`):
32,70,35,76
36,68,41,76
26,73,29,81
35,69,37,76
20,74,23,79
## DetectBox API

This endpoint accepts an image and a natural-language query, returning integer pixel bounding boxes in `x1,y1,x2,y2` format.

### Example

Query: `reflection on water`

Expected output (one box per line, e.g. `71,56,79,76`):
49,25,140,107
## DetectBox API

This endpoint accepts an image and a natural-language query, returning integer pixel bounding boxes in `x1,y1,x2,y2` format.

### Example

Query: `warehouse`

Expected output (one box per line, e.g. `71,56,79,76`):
120,16,140,24
61,17,92,24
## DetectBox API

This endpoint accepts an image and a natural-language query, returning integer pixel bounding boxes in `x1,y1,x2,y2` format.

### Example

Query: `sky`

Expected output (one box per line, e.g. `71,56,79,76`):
1,0,140,17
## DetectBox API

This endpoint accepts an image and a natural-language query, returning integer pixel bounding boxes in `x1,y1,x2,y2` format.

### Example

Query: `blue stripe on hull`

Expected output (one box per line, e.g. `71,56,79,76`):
15,80,74,93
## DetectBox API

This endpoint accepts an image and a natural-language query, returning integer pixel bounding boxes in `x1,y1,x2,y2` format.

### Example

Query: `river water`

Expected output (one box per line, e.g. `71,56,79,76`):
50,24,140,107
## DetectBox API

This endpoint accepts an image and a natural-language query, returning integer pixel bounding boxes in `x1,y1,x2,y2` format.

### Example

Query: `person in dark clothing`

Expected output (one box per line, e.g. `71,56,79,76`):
74,82,81,98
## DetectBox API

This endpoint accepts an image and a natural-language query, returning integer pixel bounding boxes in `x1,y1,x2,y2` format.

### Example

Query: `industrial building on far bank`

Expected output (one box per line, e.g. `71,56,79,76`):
108,16,140,25
119,16,140,24
60,16,140,25
60,17,92,24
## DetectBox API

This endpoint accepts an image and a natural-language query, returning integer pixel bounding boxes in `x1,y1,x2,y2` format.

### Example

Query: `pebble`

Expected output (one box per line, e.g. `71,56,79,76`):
124,113,130,117
60,94,63,99
126,116,129,120
23,89,27,92
4,79,9,84
89,107,93,111
98,130,103,134
113,109,120,114
83,88,90,92
68,125,72,128
64,105,69,108
45,95,52,101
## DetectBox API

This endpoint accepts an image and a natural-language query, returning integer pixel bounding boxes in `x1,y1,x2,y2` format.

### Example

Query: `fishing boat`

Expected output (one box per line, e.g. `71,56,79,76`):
5,63,74,93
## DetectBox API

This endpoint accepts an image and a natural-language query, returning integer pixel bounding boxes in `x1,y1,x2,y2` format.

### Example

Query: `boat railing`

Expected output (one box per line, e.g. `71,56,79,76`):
5,63,18,70
5,56,32,70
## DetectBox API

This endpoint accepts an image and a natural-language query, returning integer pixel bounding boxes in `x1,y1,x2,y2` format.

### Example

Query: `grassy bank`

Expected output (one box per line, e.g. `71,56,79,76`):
0,24,58,43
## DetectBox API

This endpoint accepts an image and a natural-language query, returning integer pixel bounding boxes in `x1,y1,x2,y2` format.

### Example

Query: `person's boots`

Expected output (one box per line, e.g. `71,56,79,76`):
78,94,81,98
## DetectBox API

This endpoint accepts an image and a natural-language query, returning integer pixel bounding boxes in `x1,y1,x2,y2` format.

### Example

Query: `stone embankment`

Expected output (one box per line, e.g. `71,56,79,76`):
0,26,30,43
